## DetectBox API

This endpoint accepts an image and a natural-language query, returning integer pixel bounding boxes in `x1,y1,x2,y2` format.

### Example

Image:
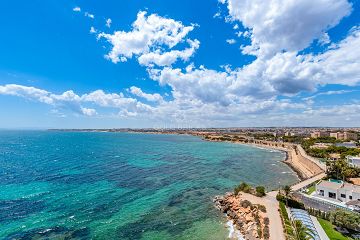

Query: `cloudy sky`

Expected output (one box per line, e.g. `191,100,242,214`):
0,0,359,128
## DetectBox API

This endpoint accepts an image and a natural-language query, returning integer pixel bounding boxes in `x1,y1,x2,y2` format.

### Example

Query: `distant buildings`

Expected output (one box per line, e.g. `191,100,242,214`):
310,131,330,138
330,132,358,141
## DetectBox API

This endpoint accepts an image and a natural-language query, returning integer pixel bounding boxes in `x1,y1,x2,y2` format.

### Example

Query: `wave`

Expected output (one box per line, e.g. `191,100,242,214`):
226,220,244,240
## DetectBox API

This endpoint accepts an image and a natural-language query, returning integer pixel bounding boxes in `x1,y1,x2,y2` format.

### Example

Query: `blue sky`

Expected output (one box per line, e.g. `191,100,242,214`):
0,0,359,128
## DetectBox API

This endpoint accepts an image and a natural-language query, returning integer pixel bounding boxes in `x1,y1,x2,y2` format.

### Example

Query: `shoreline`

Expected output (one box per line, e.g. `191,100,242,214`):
201,138,309,182
126,131,313,182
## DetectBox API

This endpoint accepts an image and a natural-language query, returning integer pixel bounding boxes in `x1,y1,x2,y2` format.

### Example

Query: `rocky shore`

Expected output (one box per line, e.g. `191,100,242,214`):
213,192,270,240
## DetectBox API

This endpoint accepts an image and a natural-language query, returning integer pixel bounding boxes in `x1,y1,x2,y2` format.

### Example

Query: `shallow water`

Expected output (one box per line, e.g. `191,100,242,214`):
0,131,298,239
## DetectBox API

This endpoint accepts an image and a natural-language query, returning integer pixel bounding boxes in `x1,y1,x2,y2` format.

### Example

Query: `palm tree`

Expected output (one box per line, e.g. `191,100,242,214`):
283,185,292,206
287,220,315,240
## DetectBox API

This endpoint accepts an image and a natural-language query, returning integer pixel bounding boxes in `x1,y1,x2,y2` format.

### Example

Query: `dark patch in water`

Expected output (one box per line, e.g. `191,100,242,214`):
0,199,45,222
4,226,90,240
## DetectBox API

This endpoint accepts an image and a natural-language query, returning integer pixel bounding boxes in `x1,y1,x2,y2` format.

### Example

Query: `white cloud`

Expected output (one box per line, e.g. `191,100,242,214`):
90,26,97,34
85,12,95,19
81,107,97,116
64,5,360,126
222,0,352,58
213,12,221,18
148,25,360,106
97,11,198,65
303,90,355,101
106,18,112,28
318,32,331,45
137,39,200,66
129,86,163,102
226,39,236,44
0,84,153,117
73,7,81,12
313,26,360,86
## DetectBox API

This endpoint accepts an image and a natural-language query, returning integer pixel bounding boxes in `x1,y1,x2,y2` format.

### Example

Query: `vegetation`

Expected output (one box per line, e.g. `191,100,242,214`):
277,192,305,209
233,182,267,197
301,137,360,158
279,201,294,239
326,159,360,181
234,182,252,195
307,208,330,220
257,204,267,213
288,220,315,240
282,136,304,143
255,186,266,197
329,209,360,232
240,199,252,208
283,185,292,206
263,225,270,239
306,185,315,195
250,133,276,141
317,218,352,240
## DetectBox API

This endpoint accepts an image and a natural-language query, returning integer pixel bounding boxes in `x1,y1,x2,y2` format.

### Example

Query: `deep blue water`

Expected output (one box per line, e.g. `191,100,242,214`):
0,131,298,239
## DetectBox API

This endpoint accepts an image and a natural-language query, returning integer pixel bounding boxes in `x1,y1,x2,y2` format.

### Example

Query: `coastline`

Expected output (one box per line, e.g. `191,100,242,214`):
126,130,315,182
200,138,310,181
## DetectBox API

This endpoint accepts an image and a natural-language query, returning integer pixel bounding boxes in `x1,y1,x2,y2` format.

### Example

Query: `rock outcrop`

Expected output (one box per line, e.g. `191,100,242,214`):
214,193,270,240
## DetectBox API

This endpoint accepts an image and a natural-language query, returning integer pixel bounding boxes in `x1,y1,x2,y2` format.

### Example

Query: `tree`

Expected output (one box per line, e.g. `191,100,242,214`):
283,185,292,206
329,209,360,231
255,186,266,197
326,159,360,181
287,220,315,240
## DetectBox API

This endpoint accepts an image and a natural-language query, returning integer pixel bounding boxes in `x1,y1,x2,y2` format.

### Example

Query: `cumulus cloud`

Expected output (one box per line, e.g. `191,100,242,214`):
0,84,155,117
222,0,352,58
137,39,200,66
73,7,81,12
106,18,112,28
129,86,163,102
90,26,97,34
85,12,95,19
97,11,199,66
66,4,359,126
147,24,360,109
226,39,236,44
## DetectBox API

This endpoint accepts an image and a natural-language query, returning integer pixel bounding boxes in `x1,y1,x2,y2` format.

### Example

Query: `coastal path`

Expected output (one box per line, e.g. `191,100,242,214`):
241,192,286,240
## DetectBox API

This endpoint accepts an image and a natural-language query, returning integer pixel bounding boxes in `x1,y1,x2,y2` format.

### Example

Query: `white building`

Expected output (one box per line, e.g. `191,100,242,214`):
315,180,360,211
346,156,360,168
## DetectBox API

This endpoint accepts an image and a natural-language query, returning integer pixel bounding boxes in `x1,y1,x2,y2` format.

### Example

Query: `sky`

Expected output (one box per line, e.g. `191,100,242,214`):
0,0,359,128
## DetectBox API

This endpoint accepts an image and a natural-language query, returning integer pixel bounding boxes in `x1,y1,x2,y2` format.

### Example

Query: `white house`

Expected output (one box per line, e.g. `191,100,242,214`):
346,156,360,168
315,180,360,206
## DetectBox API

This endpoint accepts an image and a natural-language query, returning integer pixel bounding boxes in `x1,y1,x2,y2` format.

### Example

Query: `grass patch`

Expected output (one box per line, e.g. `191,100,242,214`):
317,218,352,240
306,185,316,195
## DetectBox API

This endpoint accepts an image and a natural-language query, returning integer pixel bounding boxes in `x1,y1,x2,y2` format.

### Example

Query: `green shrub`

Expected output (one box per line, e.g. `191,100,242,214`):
279,202,294,237
240,199,252,208
255,186,266,197
277,193,304,209
258,204,267,213
234,182,252,195
263,225,270,239
329,209,360,231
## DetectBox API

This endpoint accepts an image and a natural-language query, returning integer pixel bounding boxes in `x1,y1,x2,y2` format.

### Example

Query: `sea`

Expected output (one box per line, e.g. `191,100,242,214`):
0,131,299,239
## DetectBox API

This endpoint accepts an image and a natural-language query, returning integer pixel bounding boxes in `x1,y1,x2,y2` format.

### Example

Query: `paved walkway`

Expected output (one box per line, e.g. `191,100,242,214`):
292,173,326,191
241,192,285,240
310,216,330,240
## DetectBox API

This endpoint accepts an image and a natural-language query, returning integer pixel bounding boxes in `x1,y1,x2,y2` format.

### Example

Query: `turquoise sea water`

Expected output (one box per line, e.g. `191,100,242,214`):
0,131,298,239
